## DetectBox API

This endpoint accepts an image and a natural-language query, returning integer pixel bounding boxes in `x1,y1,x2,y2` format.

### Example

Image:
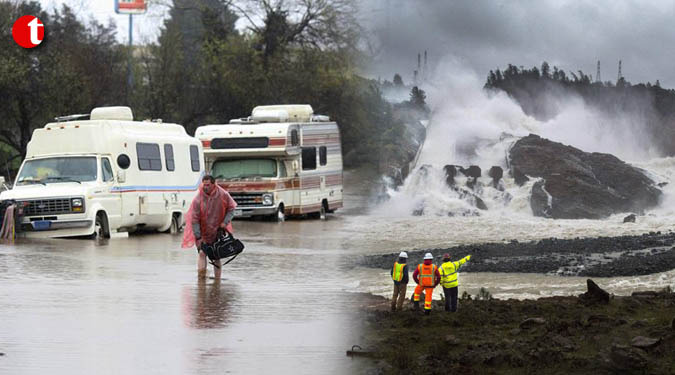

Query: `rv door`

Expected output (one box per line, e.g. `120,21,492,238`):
99,157,122,229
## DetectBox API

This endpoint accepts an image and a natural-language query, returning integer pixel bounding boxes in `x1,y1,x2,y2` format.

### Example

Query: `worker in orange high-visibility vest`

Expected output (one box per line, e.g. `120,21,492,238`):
412,252,441,315
390,251,409,311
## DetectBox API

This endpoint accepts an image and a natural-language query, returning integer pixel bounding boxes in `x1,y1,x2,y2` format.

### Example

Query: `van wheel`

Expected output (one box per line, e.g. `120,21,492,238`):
93,212,110,239
275,205,285,222
169,215,180,234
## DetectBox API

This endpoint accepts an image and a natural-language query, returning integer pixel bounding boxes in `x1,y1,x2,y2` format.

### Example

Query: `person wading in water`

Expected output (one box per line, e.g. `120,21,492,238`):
182,175,237,279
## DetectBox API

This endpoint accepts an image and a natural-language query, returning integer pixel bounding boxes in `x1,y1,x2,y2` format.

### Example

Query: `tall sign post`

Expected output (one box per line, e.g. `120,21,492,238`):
115,0,147,93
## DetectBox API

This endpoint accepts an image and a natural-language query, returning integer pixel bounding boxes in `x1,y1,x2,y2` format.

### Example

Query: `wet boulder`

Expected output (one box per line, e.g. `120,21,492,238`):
609,344,648,370
509,134,661,219
630,336,661,349
461,166,482,191
519,317,546,329
488,166,504,189
623,214,636,223
443,165,458,186
512,167,529,186
460,165,482,179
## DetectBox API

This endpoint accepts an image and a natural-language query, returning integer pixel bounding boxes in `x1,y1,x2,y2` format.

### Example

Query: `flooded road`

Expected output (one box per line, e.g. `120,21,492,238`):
0,218,367,375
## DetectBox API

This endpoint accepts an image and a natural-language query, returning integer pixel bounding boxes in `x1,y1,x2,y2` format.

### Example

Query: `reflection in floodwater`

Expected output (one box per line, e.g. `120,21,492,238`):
183,279,237,329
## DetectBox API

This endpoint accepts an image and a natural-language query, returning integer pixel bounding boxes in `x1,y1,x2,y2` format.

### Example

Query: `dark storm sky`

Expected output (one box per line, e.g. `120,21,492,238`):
362,0,675,87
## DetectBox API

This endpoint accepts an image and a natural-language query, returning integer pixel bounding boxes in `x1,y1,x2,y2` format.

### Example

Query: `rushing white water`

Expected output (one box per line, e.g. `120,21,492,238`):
379,57,675,221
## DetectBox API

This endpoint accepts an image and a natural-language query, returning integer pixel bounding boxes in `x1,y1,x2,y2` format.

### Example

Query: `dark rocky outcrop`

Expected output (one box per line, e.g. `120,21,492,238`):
362,231,675,277
623,214,636,223
509,134,662,219
361,288,675,374
380,119,427,187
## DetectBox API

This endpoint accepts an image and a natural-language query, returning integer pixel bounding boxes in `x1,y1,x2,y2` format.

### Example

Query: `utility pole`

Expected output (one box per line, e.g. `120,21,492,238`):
596,60,601,83
617,60,622,84
128,14,133,91
424,50,427,82
115,0,147,99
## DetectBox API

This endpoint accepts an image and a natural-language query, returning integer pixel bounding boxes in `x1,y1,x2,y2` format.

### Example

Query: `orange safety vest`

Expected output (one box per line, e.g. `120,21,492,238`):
392,262,406,282
418,263,436,287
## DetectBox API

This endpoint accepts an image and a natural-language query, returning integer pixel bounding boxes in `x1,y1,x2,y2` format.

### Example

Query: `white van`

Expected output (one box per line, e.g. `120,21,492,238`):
0,106,204,238
195,105,343,221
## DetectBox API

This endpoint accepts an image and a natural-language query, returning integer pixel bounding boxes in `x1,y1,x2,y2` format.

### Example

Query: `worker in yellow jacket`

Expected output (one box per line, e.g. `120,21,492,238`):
439,253,471,312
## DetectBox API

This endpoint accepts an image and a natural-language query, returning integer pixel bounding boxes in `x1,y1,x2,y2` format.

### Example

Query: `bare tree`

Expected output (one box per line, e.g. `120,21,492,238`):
229,0,359,59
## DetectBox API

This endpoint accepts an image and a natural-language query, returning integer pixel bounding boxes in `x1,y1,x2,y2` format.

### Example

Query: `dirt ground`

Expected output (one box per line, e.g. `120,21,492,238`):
354,282,675,374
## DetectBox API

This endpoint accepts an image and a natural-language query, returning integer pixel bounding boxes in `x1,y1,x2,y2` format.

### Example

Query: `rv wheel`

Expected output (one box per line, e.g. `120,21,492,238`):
319,200,329,221
167,214,180,234
274,205,285,222
93,212,110,239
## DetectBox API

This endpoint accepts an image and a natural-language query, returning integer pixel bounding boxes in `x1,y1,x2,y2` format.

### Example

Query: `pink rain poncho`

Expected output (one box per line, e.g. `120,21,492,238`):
182,183,237,248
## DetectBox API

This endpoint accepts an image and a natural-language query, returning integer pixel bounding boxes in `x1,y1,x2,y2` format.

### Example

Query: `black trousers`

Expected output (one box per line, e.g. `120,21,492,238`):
443,286,458,312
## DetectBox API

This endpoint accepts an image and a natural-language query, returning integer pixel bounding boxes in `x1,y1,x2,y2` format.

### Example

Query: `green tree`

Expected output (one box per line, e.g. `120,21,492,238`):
0,1,126,161
408,86,427,112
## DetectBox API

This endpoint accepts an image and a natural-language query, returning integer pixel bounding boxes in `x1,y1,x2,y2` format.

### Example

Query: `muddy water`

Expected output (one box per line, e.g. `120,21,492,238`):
0,218,367,375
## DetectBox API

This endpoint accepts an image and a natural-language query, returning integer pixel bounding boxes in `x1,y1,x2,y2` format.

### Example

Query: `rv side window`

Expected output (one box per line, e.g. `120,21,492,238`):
101,158,114,182
279,161,288,177
291,129,299,146
164,144,175,171
319,146,327,166
136,143,162,171
302,147,316,170
189,145,200,172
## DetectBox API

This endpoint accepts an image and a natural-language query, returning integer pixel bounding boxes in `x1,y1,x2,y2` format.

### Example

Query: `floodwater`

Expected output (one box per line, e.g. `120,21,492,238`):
2,168,675,374
0,218,367,374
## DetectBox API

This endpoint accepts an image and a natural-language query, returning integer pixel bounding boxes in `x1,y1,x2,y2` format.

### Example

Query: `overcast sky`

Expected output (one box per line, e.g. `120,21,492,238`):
38,0,675,87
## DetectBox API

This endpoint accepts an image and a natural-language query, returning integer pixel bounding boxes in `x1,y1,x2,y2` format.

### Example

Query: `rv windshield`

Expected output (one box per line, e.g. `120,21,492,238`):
212,158,278,179
16,157,98,185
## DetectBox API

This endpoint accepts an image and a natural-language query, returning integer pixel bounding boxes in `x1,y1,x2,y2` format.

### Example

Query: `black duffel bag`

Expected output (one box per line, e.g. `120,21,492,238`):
200,229,245,268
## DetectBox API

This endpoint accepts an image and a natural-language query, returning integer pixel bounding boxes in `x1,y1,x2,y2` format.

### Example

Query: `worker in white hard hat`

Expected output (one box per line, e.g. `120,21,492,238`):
412,252,441,315
390,251,409,311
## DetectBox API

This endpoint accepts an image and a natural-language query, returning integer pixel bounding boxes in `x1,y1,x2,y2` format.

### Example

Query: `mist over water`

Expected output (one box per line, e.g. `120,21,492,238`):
379,58,673,219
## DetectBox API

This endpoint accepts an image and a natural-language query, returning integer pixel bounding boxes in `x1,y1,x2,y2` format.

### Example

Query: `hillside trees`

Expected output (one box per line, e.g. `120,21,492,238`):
0,0,409,174
484,62,675,156
0,2,126,166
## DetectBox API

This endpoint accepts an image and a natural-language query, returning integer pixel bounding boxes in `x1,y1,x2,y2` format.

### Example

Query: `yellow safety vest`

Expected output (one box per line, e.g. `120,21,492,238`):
392,262,406,282
440,255,471,288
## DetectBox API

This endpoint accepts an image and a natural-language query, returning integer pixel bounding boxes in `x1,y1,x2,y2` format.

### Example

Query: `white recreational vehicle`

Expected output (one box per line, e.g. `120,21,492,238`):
194,105,343,221
0,106,204,238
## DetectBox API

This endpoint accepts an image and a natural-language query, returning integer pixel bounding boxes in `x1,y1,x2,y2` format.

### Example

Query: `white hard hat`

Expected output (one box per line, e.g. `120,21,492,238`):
399,252,408,258
424,252,433,260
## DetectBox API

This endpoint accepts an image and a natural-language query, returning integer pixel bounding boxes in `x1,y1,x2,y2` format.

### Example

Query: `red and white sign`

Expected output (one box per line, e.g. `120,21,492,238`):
12,15,44,48
115,0,147,15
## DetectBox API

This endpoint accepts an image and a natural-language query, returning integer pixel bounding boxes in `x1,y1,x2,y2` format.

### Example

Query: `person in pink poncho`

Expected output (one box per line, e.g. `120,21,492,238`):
182,174,237,279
